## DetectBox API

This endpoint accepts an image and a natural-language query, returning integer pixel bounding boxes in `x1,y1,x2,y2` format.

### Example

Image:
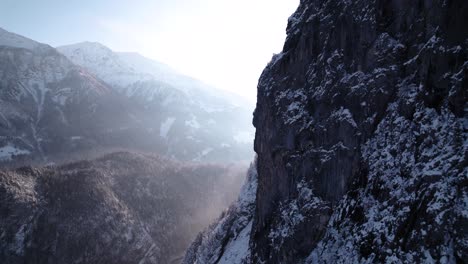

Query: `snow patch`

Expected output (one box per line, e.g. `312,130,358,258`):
185,116,201,130
0,144,30,161
331,107,357,128
218,221,253,264
201,148,213,156
160,117,176,138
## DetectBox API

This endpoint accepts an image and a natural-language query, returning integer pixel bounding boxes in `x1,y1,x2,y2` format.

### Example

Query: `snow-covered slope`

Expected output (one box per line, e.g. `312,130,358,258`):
57,42,255,163
58,42,252,108
0,28,137,164
0,28,254,164
58,42,154,90
117,51,196,92
117,51,252,108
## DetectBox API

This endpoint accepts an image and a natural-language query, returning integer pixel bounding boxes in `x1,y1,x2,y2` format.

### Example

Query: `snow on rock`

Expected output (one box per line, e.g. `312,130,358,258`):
218,221,253,264
160,117,176,138
185,0,467,263
185,115,201,130
58,42,153,90
0,144,31,161
330,107,357,128
56,41,256,163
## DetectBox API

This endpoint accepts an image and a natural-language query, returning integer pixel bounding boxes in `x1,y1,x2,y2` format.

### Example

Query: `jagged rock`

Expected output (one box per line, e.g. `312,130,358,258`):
184,0,467,263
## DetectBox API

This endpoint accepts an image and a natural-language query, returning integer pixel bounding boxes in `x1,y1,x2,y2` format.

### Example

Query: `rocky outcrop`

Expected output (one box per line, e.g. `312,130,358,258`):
252,0,467,262
184,0,467,263
0,152,246,264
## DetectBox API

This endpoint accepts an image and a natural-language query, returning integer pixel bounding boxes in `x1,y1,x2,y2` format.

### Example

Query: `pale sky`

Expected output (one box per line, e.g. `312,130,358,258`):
0,0,299,101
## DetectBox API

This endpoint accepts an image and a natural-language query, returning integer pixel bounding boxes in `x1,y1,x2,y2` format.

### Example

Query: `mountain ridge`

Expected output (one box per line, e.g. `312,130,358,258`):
0,27,51,51
0,28,255,165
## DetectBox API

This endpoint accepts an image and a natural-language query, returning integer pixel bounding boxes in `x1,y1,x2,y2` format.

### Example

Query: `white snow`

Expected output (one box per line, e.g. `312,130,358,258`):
331,107,357,128
185,116,201,129
138,243,157,264
13,224,27,255
284,100,307,124
62,42,254,111
423,250,435,264
218,221,253,264
237,166,258,208
0,144,30,161
58,42,149,90
57,43,225,98
160,117,176,138
201,148,213,156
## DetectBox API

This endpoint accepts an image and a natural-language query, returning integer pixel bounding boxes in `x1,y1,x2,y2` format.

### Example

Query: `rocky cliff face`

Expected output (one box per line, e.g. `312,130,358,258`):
185,0,467,263
0,152,246,264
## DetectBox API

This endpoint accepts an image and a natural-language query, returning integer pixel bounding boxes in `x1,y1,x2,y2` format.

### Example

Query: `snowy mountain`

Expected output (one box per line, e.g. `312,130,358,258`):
57,42,154,90
0,28,254,165
184,0,467,263
0,28,139,165
57,42,255,162
0,28,254,263
57,42,251,109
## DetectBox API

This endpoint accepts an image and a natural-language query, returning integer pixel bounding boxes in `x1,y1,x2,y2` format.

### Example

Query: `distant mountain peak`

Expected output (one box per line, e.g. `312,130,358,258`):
58,42,207,94
57,41,117,62
0,27,46,50
58,41,113,53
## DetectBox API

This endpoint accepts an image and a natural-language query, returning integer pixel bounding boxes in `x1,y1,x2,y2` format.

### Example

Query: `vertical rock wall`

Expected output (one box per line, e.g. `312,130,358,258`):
252,0,467,262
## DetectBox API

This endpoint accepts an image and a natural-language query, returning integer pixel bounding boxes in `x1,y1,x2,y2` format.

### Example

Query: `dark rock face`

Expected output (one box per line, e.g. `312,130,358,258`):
185,0,467,263
186,0,468,264
0,152,246,264
251,0,467,262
